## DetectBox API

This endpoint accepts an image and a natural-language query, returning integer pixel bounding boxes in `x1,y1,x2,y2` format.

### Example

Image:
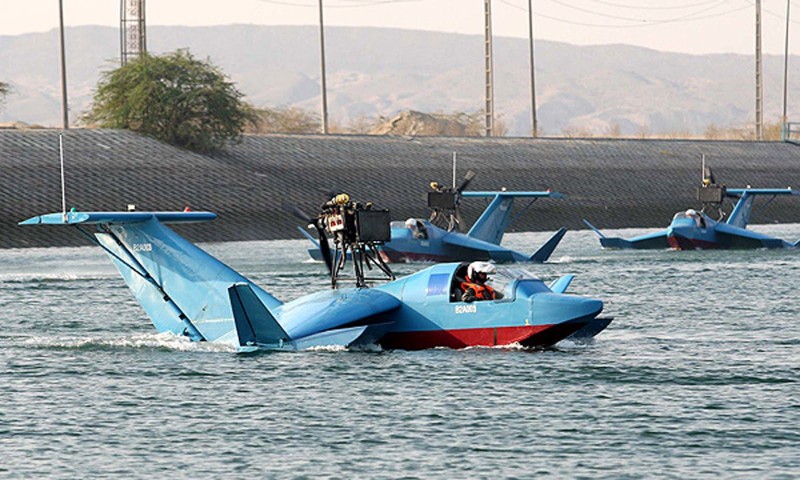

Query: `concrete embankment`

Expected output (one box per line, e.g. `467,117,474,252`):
2,129,799,248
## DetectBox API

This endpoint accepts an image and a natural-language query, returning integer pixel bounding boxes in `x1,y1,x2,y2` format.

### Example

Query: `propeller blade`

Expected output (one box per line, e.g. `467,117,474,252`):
703,166,716,185
285,204,332,274
454,208,465,232
456,170,477,194
314,222,334,275
286,204,313,223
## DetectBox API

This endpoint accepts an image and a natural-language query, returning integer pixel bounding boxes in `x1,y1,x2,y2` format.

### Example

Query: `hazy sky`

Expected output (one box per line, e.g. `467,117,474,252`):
2,0,798,55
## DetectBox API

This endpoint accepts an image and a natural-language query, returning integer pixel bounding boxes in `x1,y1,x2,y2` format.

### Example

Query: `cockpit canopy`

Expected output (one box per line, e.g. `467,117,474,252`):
450,263,548,302
671,209,706,227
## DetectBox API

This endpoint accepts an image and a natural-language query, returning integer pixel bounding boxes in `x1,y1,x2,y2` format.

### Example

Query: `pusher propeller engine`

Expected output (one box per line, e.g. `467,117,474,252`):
427,169,476,232
290,194,394,289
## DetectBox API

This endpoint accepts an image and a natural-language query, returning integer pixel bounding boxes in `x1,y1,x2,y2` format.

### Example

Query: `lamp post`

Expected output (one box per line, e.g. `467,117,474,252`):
782,0,791,141
318,0,329,134
484,0,495,137
528,0,538,138
755,0,763,140
58,0,69,129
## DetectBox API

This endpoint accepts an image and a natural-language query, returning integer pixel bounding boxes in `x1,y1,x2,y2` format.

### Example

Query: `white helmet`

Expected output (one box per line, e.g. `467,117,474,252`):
686,209,697,216
405,218,418,229
468,261,496,279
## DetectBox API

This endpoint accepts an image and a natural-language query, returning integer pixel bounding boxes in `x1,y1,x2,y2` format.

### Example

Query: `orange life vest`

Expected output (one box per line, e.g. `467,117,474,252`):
460,276,496,300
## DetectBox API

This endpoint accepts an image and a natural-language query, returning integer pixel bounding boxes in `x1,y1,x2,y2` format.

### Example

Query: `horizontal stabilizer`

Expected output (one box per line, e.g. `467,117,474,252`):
795,239,800,248
229,283,290,348
726,188,798,198
462,190,565,199
20,211,216,225
548,274,575,294
530,228,567,263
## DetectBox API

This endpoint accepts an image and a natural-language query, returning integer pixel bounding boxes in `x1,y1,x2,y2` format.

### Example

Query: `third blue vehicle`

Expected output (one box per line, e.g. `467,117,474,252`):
584,166,800,250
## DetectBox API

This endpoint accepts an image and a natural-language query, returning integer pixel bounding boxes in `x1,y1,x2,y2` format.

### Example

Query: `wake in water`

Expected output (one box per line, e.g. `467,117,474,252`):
23,332,238,353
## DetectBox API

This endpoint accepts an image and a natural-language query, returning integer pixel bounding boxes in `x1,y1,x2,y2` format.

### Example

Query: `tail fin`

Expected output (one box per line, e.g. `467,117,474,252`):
548,274,575,294
229,283,291,348
726,192,755,228
464,191,563,245
530,227,567,263
726,188,799,228
794,239,800,247
21,211,282,343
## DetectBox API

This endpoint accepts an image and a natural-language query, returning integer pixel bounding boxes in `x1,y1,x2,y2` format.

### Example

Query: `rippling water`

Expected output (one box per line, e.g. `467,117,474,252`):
2,227,799,478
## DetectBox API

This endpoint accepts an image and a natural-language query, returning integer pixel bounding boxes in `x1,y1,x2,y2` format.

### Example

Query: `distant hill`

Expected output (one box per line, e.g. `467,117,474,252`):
0,25,797,136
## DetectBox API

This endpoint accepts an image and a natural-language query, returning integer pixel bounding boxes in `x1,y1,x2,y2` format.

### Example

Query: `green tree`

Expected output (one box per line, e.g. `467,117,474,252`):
85,50,254,153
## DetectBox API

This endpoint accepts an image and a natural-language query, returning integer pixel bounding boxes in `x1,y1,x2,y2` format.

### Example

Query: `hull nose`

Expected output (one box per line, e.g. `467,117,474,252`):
666,227,691,250
523,294,603,347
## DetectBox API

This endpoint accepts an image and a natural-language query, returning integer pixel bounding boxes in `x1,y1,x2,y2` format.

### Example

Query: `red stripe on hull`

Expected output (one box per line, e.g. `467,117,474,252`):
379,325,553,350
667,236,721,250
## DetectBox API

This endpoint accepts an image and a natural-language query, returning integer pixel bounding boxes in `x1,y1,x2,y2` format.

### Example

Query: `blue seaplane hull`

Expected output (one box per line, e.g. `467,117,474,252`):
21,211,610,352
303,190,568,264
585,188,800,251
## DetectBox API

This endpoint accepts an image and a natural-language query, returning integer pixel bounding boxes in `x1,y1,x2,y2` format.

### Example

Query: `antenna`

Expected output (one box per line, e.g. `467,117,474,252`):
484,0,495,137
452,152,457,188
701,153,705,183
120,0,147,66
755,0,764,140
59,134,67,221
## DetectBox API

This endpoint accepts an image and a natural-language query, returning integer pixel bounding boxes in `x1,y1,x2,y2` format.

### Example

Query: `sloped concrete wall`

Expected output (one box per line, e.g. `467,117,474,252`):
2,129,799,248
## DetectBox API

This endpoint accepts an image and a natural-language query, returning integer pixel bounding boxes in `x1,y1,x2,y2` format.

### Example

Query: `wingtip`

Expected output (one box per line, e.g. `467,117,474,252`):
530,227,568,263
582,219,606,238
18,216,42,226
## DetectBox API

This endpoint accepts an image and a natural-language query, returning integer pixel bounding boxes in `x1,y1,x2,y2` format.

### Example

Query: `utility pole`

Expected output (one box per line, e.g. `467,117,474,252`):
318,0,329,134
755,0,764,140
484,0,495,137
58,0,69,130
782,0,791,140
527,0,538,137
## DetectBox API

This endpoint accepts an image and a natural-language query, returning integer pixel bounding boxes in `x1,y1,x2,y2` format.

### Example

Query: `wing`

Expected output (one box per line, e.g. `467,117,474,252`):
600,230,671,249
714,222,789,249
275,288,401,341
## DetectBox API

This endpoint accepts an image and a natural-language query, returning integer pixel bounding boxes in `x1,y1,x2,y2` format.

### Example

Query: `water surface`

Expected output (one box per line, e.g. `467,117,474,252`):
2,227,799,478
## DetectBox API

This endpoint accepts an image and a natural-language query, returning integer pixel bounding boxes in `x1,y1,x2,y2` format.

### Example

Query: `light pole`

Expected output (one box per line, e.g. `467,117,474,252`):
484,0,494,137
782,0,791,140
527,0,538,138
755,0,763,140
318,0,329,134
58,0,69,129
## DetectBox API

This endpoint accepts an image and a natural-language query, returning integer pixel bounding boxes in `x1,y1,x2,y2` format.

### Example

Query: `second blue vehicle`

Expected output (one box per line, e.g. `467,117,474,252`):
302,185,567,263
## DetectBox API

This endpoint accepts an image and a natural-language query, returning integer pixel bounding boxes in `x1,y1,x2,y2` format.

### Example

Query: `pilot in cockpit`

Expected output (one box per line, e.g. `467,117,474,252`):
461,261,503,302
685,208,705,228
405,218,429,239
